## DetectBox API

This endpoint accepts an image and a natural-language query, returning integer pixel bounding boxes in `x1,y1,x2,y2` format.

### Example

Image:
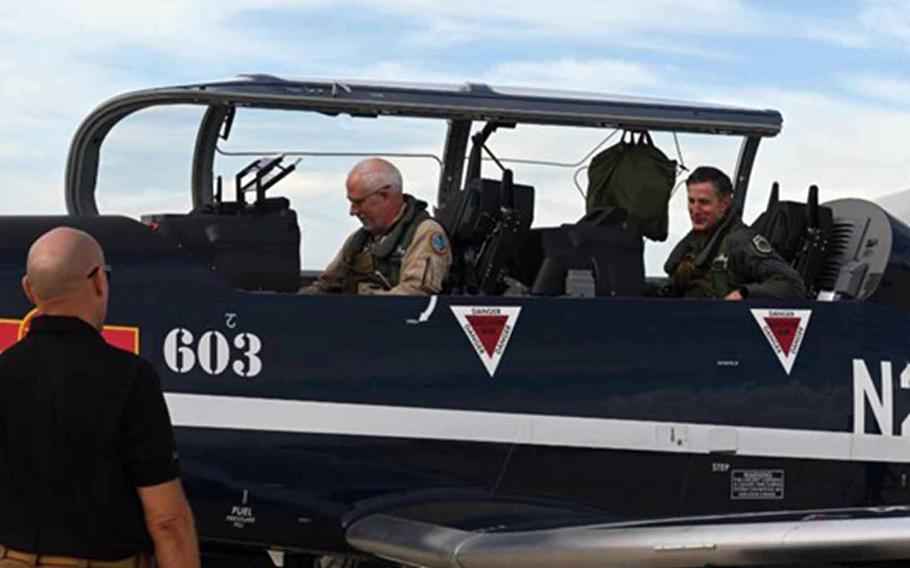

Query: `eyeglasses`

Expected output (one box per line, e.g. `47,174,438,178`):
348,184,391,207
86,264,112,283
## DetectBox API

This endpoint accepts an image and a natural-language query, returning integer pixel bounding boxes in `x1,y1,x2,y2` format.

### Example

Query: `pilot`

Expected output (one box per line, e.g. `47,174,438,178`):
300,158,452,295
664,166,806,300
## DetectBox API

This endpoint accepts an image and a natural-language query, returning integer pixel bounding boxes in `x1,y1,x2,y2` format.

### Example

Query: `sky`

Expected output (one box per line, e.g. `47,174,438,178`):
1,0,910,272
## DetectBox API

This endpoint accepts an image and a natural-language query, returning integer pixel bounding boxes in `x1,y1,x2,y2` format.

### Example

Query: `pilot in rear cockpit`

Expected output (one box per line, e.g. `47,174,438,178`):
299,158,452,295
664,166,805,300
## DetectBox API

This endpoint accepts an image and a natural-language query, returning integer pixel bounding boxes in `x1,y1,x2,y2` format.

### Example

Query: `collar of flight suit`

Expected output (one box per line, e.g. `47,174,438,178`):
368,194,428,259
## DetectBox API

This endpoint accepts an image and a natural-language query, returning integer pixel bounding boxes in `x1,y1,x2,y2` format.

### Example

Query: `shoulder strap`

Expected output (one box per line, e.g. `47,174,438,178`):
694,212,737,267
384,213,431,285
342,229,371,264
710,231,734,298
371,196,427,258
664,232,693,274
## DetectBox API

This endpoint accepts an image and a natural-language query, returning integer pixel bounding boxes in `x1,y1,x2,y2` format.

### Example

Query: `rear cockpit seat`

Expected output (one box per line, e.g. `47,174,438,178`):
751,183,834,298
525,208,644,297
437,177,534,295
438,179,647,298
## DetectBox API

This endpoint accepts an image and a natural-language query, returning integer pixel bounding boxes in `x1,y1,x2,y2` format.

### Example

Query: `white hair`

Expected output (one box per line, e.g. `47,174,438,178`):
349,158,403,194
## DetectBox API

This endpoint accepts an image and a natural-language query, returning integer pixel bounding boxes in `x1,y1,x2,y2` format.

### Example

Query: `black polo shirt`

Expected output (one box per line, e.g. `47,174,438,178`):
0,316,180,560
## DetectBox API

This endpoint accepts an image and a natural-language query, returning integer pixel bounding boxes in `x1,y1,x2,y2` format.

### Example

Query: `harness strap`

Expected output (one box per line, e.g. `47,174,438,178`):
710,233,732,298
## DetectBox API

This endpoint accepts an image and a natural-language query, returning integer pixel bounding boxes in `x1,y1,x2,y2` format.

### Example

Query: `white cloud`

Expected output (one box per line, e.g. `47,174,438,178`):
0,1,313,62
379,0,764,48
875,188,910,223
0,174,67,215
488,59,663,93
842,74,910,106
804,26,873,49
694,87,910,224
795,1,910,52
859,1,910,50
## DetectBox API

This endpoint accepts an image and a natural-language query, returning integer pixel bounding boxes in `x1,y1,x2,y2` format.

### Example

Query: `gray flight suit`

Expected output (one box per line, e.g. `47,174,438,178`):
664,213,806,300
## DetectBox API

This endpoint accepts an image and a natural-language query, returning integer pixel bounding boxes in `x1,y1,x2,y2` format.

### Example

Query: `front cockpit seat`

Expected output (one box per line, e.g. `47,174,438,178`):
143,197,301,292
436,177,535,294
751,183,834,297
528,207,645,297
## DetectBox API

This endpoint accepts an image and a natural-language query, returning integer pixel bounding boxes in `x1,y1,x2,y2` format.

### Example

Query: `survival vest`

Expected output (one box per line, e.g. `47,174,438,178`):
340,194,431,292
665,213,742,299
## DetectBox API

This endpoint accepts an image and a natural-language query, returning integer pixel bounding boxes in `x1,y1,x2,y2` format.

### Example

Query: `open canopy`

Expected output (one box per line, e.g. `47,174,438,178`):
66,75,782,215
147,75,782,135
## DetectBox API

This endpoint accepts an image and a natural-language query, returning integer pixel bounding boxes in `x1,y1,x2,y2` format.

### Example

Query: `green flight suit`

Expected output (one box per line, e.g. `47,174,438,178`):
664,213,806,300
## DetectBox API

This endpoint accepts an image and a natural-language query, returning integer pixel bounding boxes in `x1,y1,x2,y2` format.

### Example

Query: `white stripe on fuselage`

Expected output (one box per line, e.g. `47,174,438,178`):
163,392,909,464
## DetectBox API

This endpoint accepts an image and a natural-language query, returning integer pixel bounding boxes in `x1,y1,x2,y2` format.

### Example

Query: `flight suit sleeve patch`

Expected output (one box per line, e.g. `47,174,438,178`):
430,232,449,255
752,234,773,255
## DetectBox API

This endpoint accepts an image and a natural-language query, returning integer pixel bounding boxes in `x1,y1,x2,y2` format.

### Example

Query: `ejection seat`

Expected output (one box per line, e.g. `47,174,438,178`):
524,207,645,297
436,176,535,295
751,182,834,297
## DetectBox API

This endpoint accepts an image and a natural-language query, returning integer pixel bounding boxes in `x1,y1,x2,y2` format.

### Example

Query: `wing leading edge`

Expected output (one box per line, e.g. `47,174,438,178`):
347,507,910,567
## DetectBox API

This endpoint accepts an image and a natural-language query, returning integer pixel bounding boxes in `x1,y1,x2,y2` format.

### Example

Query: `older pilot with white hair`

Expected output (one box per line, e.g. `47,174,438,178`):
300,157,452,295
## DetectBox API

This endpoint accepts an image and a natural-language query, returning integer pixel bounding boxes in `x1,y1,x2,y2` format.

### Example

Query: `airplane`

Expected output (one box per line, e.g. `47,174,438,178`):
1,75,910,568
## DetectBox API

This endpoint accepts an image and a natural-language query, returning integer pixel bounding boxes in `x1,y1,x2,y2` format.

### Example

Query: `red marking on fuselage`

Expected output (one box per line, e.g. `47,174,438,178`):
765,317,800,356
465,315,508,357
102,326,140,354
0,320,19,353
0,316,139,355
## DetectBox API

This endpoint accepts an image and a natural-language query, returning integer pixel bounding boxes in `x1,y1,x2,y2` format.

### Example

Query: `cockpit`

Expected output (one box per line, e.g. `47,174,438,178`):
68,77,910,309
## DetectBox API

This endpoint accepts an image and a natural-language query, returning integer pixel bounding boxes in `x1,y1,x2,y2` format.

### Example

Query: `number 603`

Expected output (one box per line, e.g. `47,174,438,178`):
163,328,263,378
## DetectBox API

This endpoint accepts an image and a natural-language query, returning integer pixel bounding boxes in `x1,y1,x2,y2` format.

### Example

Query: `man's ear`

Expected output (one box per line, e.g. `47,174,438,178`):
90,270,105,297
21,276,36,305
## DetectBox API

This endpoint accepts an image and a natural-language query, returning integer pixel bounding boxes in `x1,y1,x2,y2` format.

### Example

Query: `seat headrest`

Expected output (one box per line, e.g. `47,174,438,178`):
438,178,535,246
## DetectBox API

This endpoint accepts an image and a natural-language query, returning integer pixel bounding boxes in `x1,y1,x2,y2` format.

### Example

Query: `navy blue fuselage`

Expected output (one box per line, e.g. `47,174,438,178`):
1,216,908,555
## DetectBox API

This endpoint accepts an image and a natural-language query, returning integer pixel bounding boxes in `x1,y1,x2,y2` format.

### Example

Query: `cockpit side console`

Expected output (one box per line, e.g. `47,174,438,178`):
141,156,302,293
143,206,301,293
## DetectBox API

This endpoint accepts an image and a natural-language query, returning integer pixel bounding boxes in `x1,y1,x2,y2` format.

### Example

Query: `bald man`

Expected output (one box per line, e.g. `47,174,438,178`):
301,158,452,295
0,228,199,568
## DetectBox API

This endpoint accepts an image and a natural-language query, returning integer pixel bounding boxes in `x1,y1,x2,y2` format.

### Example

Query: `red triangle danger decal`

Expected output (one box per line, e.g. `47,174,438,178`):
763,317,800,356
751,309,812,375
465,315,509,357
451,306,521,377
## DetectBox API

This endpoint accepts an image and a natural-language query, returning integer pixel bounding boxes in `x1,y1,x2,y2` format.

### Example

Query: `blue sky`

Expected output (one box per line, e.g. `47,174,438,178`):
1,0,909,270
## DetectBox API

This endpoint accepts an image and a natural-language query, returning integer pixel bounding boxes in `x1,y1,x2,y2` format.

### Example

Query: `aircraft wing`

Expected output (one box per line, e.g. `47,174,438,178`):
346,505,910,567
